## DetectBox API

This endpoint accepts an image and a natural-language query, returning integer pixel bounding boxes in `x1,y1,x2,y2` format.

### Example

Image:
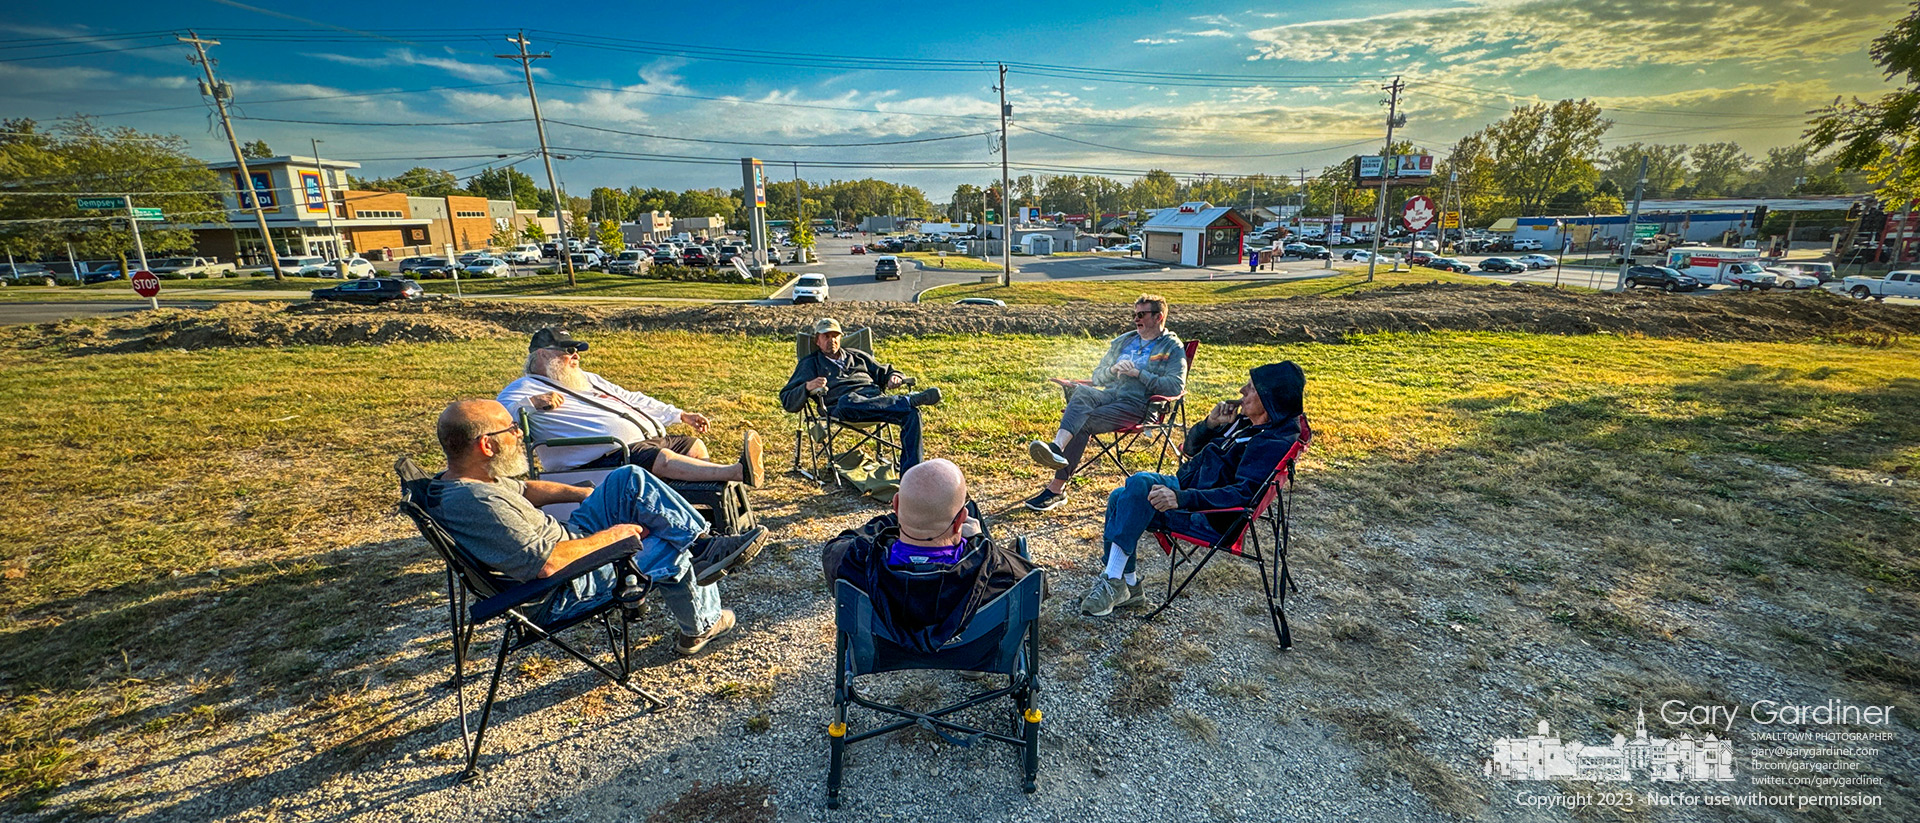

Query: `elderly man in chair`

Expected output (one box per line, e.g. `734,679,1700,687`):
1080,361,1307,617
427,399,768,654
500,327,764,487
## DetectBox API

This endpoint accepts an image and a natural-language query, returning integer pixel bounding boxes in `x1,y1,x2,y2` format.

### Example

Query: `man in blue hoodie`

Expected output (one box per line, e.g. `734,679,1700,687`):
1081,361,1307,617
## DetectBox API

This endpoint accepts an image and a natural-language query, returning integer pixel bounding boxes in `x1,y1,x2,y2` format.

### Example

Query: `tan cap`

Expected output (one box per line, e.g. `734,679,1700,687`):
811,317,842,335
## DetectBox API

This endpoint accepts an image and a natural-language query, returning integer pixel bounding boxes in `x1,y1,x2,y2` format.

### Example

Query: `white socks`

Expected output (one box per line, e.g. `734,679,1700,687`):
1053,430,1071,449
1124,573,1139,586
1104,544,1129,580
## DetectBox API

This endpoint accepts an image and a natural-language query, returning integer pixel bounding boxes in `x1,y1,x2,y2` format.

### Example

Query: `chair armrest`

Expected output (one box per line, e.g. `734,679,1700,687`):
1183,506,1247,515
470,537,643,624
537,435,628,448
1147,392,1184,403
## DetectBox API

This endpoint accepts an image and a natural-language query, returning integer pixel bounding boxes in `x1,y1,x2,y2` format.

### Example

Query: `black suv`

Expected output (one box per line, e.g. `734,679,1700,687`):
873,256,901,280
1623,265,1700,292
0,262,56,286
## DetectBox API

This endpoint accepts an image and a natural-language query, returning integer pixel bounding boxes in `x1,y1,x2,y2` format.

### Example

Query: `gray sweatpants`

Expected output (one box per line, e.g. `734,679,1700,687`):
1054,384,1150,482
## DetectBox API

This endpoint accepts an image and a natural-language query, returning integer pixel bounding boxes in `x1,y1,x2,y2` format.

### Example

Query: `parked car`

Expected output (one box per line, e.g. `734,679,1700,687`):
302,257,375,278
716,245,744,264
568,252,603,271
608,250,650,275
310,276,424,304
1623,265,1700,292
81,266,125,284
791,273,829,303
457,251,488,264
1425,257,1472,273
1839,270,1920,301
873,255,901,281
681,247,712,267
1341,249,1377,262
1764,267,1821,290
1516,254,1557,270
0,262,56,286
463,257,511,277
1479,257,1527,273
1405,250,1436,266
954,297,1006,307
504,244,543,264
276,255,328,275
1771,262,1835,284
398,256,454,275
1510,238,1544,251
147,256,236,278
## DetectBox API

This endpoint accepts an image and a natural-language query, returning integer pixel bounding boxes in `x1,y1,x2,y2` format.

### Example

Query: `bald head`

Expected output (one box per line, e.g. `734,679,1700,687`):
437,399,526,480
894,459,967,543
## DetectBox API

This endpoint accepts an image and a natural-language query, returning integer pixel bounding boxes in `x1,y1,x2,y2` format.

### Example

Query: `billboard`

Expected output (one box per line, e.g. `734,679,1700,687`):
234,171,276,209
1024,206,1040,223
740,158,766,208
1354,154,1436,184
299,170,326,214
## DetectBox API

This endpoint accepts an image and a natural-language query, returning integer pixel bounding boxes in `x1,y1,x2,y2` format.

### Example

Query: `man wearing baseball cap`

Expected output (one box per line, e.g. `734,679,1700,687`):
1080,361,1306,617
779,317,943,470
500,327,764,487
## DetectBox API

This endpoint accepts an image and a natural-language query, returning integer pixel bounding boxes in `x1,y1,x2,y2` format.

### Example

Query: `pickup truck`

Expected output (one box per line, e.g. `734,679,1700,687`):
1838,270,1920,301
147,256,236,278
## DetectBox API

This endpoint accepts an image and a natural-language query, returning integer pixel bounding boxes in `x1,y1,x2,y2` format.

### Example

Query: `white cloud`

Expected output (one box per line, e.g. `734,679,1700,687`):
308,49,515,84
1134,38,1183,45
1183,29,1236,38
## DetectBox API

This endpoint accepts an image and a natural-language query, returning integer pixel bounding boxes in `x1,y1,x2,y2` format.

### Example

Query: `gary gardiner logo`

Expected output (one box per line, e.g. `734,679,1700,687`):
1485,707,1735,782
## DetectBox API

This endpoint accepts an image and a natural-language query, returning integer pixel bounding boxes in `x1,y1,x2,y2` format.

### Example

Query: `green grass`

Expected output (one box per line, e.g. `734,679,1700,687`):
895,251,1002,271
0,328,1916,807
0,272,773,303
920,268,1495,304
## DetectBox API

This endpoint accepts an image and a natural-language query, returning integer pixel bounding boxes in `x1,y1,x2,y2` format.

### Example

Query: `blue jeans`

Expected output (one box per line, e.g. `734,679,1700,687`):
547,466,721,635
1101,472,1181,576
832,390,924,468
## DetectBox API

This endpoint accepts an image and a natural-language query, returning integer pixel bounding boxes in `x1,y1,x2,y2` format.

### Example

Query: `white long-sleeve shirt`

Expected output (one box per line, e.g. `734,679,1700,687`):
497,371,684,471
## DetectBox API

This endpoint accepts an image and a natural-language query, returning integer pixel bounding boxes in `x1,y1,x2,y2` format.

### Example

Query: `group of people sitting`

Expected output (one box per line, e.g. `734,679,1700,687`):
422,295,1306,655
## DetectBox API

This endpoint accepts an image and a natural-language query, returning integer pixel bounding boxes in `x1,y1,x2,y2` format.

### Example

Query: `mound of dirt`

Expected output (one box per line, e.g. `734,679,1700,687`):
16,283,1920,353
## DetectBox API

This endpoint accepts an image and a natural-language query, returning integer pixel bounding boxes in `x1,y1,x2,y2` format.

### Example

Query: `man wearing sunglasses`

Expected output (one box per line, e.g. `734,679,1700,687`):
428,399,766,655
1022,294,1186,512
500,328,763,487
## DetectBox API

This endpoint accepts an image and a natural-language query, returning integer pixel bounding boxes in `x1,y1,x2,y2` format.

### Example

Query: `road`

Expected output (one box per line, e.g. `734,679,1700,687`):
0,300,218,324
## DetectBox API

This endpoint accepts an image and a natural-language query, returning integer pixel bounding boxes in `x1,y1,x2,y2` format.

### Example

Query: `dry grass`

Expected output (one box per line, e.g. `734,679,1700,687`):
644,779,776,823
1320,707,1483,817
922,267,1490,305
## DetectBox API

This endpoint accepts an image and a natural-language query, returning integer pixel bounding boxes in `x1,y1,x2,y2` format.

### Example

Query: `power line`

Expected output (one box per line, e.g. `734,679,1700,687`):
83,81,520,118
545,119,995,148
231,115,533,127
1012,123,1380,158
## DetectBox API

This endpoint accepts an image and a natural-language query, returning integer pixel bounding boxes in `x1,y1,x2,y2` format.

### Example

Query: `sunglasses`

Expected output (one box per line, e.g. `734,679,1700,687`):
480,422,521,439
1133,310,1162,319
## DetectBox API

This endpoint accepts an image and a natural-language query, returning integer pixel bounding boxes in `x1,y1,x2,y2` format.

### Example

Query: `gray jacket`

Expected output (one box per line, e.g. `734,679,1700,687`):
1089,330,1187,402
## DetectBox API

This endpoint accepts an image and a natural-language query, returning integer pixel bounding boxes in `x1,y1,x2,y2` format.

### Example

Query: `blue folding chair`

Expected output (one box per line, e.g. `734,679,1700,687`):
827,539,1045,807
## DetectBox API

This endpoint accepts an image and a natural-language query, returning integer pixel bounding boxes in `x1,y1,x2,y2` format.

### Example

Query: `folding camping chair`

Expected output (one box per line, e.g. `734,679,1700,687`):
827,529,1045,807
1143,414,1312,649
1067,339,1201,478
394,456,668,783
790,327,909,488
516,408,755,536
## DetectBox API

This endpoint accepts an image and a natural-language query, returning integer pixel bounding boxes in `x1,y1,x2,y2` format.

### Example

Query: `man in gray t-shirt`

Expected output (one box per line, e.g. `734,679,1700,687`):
426,399,767,656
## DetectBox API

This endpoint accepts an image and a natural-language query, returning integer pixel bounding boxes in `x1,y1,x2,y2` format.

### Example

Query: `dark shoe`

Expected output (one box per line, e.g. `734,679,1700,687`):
690,525,769,586
738,430,764,488
1027,439,1069,470
675,608,736,655
908,387,942,408
1024,487,1066,512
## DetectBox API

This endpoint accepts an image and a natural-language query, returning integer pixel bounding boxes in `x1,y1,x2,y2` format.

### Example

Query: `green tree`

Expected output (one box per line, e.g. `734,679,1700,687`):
595,219,623,252
1473,100,1610,216
1687,142,1751,196
588,187,630,223
352,166,461,197
470,167,542,211
674,188,738,223
1807,0,1920,203
791,208,816,249
523,221,546,243
240,139,273,159
0,118,225,261
1602,143,1689,197
1129,170,1179,209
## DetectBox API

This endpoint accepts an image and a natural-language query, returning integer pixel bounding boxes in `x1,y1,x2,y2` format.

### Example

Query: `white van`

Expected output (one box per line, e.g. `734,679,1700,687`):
504,244,542,264
1665,247,1776,289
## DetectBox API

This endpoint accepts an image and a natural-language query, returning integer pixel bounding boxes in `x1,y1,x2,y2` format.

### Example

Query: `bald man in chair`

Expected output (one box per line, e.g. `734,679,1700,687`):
820,459,1036,653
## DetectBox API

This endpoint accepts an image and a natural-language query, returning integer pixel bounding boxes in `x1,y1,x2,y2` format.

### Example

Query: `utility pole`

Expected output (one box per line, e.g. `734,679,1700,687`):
1366,75,1405,281
997,63,1012,287
311,138,345,273
125,194,150,273
1296,167,1310,228
181,32,284,280
499,31,575,285
1613,156,1649,292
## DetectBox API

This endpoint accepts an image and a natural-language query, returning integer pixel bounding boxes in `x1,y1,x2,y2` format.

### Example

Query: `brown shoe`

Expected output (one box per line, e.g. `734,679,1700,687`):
675,608,736,656
739,430,765,488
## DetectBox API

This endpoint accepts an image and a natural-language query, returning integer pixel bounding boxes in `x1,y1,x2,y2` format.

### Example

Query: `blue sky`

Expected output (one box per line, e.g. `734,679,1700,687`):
1,0,1905,199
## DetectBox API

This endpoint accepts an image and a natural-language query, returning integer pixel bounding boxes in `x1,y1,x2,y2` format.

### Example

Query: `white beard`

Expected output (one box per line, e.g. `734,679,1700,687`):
487,433,529,479
542,358,592,392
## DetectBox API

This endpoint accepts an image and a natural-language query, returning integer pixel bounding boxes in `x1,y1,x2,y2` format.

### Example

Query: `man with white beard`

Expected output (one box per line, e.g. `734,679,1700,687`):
426,400,764,654
499,328,763,487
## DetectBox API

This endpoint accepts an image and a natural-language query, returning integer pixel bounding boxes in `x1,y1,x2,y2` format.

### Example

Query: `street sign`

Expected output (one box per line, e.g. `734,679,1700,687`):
1402,195,1437,233
130,270,160,297
76,197,126,210
1633,223,1659,239
1439,211,1461,229
132,207,162,221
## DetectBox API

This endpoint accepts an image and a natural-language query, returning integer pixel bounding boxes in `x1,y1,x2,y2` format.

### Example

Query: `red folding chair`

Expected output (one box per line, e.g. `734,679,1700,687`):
1143,415,1312,649
1067,340,1201,478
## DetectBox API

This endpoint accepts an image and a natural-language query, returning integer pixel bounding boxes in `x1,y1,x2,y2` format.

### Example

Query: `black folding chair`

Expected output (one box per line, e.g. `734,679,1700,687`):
1143,414,1313,649
789,327,907,487
394,456,668,783
827,537,1045,807
1068,339,1201,478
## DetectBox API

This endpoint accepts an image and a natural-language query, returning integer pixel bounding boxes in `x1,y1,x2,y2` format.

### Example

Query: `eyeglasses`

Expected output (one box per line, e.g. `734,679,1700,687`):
480,422,521,439
1133,310,1162,318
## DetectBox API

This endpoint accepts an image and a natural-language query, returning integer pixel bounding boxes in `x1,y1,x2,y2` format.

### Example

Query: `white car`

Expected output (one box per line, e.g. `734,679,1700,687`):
1765,267,1820,290
302,257,375,278
463,257,511,277
1341,249,1378,262
791,273,829,303
1510,238,1544,251
1516,254,1557,270
504,245,543,264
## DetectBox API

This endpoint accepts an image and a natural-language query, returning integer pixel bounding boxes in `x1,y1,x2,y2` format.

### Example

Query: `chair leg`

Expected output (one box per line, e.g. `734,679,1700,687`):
543,632,668,710
827,633,848,809
1144,541,1223,623
461,624,515,783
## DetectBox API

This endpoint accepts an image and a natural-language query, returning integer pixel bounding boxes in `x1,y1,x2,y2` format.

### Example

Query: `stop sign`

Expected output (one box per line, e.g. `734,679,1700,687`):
131,270,160,297
1402,195,1437,233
